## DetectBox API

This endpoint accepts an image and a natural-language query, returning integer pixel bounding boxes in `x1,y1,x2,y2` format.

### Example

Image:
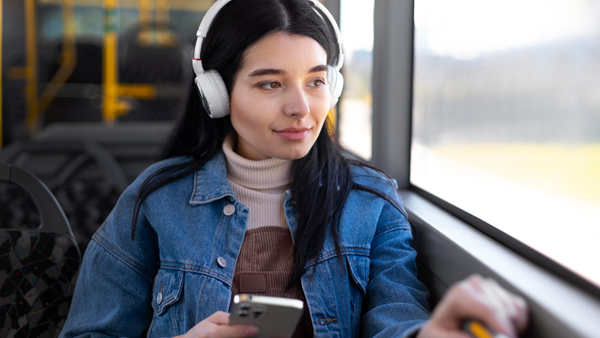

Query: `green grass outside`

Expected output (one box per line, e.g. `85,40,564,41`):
432,143,600,207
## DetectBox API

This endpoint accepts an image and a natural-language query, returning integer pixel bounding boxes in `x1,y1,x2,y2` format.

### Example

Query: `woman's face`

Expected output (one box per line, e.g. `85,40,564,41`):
230,32,331,160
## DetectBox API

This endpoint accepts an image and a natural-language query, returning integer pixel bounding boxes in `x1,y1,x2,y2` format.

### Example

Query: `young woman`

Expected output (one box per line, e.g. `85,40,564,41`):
61,0,528,337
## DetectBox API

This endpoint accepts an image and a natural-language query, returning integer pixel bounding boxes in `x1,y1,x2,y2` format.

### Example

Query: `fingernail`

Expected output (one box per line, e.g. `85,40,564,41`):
515,296,527,309
245,326,258,336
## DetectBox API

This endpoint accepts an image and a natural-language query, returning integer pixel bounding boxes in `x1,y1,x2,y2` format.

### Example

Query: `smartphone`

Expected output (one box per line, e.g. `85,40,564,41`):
229,294,304,338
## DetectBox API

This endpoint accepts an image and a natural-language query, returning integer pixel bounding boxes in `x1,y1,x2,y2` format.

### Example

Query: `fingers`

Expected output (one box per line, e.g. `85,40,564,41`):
424,275,528,338
505,292,528,334
417,325,472,338
468,275,529,336
460,275,517,337
205,324,258,338
185,311,259,338
205,311,231,325
484,278,529,334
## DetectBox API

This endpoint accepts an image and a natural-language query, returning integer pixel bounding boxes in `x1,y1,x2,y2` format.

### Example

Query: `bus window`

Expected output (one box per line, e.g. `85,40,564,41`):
411,0,600,288
339,0,374,160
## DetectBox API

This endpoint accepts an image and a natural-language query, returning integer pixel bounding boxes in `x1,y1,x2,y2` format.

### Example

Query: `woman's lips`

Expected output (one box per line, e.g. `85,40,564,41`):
274,128,311,141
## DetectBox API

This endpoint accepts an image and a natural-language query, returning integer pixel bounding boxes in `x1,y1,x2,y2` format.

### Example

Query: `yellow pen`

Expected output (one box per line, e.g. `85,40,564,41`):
462,319,510,338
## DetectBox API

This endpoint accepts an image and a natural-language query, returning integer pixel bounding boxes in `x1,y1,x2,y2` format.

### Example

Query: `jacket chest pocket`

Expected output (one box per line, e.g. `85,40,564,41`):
346,255,369,295
149,269,185,336
345,254,369,336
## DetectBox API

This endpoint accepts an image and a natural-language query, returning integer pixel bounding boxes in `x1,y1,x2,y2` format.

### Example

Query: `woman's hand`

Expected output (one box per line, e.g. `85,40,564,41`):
418,275,528,338
175,311,259,338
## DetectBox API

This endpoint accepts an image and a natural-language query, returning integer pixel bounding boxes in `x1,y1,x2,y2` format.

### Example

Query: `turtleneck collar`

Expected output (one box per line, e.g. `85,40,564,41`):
222,134,293,190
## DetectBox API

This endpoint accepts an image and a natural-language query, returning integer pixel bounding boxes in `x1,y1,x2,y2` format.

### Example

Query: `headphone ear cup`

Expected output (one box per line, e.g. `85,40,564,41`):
194,70,231,118
327,65,344,110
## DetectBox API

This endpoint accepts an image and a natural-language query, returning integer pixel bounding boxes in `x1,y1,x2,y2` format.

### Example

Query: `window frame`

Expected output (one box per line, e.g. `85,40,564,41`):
369,0,600,335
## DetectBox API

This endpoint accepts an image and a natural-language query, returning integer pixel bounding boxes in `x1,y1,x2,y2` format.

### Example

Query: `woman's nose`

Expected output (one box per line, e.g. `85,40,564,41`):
283,87,310,118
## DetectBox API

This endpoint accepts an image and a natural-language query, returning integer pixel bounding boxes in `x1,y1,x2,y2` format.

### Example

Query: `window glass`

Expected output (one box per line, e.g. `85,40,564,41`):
339,0,374,160
412,0,600,287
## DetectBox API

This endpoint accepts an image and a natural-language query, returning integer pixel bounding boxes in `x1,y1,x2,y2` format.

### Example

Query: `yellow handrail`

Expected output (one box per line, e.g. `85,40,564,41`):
103,0,125,124
37,0,214,11
138,0,153,47
25,0,40,134
118,84,155,99
139,0,152,26
157,0,170,25
39,0,78,114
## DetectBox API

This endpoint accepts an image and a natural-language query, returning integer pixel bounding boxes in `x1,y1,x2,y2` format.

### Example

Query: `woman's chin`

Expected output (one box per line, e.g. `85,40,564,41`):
270,145,313,160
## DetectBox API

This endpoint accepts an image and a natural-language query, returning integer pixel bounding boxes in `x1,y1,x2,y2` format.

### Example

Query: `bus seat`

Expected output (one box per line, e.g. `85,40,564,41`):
0,140,127,253
34,122,172,183
0,163,81,337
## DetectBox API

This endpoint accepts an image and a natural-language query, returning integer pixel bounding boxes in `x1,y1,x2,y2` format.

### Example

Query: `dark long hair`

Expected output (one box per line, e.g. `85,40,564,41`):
132,0,407,285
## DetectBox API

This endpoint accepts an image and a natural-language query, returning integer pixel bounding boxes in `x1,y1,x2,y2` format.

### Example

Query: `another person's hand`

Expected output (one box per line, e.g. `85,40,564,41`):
175,311,258,338
418,275,528,338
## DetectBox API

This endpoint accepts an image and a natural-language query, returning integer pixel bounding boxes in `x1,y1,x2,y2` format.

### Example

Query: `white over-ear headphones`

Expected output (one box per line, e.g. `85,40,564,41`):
192,0,345,118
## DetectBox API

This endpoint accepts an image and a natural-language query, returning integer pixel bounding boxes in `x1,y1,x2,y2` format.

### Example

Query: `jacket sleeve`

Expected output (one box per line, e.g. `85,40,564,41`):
60,178,160,338
360,185,430,338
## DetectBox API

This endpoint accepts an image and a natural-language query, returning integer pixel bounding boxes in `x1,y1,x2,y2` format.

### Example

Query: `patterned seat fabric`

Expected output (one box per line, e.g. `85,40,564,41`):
0,185,39,230
0,230,80,337
0,180,120,253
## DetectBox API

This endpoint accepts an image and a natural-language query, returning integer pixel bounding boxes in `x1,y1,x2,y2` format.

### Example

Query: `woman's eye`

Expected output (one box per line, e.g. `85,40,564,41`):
259,82,280,89
309,79,325,87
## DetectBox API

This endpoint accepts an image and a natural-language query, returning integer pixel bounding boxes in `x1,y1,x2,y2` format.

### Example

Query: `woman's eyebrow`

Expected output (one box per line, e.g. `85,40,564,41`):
308,65,328,73
248,65,328,77
248,68,285,77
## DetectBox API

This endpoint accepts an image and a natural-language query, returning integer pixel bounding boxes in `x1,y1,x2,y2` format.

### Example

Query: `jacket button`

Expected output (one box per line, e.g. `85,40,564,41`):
223,204,235,216
217,257,227,268
156,291,163,305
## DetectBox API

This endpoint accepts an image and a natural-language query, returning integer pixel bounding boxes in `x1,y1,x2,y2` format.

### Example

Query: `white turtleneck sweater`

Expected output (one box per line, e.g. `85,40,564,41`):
222,135,293,230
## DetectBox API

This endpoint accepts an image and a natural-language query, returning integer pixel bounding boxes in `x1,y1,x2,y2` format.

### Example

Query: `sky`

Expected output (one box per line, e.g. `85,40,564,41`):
340,0,375,62
414,0,599,59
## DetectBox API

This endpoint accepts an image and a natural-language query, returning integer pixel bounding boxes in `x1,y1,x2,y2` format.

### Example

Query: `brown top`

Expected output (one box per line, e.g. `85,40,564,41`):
231,227,313,338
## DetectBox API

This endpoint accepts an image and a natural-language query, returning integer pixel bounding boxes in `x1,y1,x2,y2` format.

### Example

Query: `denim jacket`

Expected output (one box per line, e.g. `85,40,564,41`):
61,152,430,338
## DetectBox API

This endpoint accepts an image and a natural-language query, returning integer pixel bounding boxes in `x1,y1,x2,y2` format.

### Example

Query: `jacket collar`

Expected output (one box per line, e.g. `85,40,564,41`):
188,151,236,205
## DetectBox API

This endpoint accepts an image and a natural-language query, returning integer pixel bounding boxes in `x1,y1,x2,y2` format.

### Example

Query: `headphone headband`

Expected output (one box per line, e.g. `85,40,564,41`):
193,0,232,75
193,0,344,75
308,0,344,70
